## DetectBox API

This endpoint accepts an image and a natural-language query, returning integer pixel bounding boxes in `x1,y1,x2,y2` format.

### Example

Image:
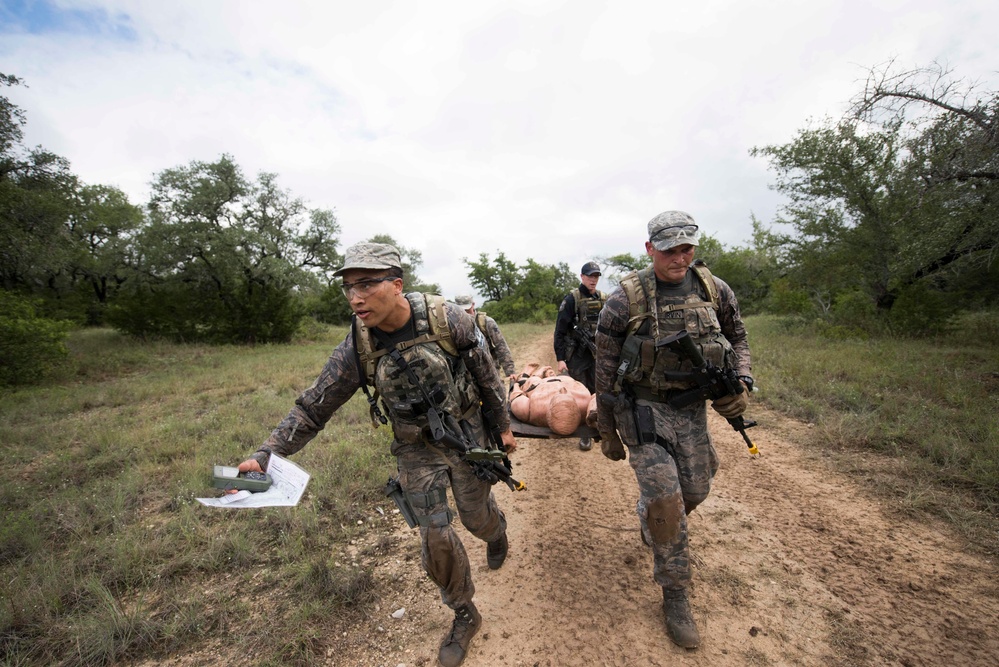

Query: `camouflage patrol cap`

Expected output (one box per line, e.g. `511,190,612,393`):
454,295,475,309
648,211,700,251
580,261,601,276
333,242,403,277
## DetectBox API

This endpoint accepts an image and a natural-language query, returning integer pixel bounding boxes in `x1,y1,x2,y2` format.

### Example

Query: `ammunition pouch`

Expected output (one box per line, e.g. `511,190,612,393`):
600,392,641,447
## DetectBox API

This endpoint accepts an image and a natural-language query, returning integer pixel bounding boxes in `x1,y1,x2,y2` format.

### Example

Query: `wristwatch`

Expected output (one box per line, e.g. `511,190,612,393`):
738,376,755,392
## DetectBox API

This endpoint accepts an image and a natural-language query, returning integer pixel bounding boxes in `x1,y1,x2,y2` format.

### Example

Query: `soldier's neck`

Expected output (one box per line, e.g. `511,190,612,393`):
376,296,413,333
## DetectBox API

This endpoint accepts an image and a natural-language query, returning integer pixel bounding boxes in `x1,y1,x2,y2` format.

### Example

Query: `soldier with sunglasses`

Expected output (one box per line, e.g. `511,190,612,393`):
231,242,517,667
594,211,753,649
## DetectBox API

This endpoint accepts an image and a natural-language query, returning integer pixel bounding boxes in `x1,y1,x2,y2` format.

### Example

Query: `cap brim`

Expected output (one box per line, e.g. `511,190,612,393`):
332,262,397,277
650,238,699,252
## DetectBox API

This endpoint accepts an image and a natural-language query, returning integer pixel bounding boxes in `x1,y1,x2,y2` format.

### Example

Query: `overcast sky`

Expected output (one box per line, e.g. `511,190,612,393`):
3,0,998,300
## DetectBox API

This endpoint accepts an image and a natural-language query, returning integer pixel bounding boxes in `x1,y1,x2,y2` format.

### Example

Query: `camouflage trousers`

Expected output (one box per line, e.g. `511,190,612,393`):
394,441,507,609
626,398,719,590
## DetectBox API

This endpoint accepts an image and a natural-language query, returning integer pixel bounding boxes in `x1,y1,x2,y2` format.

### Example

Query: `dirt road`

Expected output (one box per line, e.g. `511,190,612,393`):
332,334,999,667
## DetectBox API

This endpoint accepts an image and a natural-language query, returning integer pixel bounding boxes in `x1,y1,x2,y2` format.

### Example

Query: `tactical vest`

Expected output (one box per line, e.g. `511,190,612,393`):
615,261,734,396
353,293,479,441
572,287,607,335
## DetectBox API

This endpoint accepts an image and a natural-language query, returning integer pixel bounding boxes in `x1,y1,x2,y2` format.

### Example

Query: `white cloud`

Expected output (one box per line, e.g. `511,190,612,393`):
3,0,998,299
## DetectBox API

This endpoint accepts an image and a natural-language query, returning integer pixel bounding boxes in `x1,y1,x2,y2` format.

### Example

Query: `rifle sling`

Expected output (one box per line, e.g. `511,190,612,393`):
351,315,388,426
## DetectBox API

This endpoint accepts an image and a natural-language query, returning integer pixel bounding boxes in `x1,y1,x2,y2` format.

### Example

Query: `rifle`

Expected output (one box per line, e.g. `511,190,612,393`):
570,325,597,357
378,343,525,492
656,331,760,456
426,404,525,492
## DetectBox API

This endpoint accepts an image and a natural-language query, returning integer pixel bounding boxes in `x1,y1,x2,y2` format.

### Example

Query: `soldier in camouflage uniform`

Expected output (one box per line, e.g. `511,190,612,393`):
594,212,753,649
453,294,516,381
554,260,606,450
234,243,518,667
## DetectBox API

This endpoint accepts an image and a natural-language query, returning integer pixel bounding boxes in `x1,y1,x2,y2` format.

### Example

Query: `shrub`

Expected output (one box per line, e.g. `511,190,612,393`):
888,282,959,337
947,310,999,346
0,291,72,386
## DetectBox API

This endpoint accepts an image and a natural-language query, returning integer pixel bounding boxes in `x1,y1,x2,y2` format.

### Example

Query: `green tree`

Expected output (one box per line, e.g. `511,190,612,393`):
0,73,78,298
464,253,575,322
63,184,143,323
109,155,342,343
464,252,520,303
751,61,999,332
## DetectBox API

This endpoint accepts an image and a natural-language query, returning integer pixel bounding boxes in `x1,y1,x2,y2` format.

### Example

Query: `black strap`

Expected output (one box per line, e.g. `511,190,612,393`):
351,315,388,425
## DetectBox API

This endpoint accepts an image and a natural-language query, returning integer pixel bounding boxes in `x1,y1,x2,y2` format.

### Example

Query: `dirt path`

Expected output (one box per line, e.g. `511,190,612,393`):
332,333,999,667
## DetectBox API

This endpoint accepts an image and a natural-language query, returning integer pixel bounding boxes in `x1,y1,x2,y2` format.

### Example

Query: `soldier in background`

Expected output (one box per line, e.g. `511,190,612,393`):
233,243,517,667
594,211,753,649
454,294,516,381
554,261,606,450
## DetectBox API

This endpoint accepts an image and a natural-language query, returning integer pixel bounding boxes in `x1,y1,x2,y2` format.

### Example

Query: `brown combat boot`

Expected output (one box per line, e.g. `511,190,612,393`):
438,602,481,667
486,532,508,570
662,588,700,649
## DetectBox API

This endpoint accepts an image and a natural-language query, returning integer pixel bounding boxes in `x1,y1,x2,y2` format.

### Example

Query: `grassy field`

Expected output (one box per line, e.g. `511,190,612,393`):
1,318,996,666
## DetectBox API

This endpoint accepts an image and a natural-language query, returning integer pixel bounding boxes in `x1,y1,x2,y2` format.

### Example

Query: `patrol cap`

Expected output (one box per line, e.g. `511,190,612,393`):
648,211,700,251
581,261,601,276
454,295,475,308
333,242,403,277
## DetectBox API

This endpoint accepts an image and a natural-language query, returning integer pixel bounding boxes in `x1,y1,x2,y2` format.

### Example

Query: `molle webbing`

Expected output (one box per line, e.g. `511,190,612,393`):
352,293,461,427
572,287,606,331
354,293,458,386
619,263,719,338
407,486,448,508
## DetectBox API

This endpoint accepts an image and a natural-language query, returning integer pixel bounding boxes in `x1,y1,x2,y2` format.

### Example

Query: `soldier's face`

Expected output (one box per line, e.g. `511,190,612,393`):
581,273,600,291
646,241,695,283
341,269,404,329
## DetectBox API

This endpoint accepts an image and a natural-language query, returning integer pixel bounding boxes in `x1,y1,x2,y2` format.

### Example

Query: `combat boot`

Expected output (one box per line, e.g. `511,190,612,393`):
486,532,508,570
662,588,700,649
438,602,481,667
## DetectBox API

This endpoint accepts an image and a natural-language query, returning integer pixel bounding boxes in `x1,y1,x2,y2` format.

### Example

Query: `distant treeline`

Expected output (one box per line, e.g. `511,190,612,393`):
3,61,998,385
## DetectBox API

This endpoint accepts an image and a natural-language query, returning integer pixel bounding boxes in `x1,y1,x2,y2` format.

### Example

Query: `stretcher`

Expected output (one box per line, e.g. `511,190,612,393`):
508,412,600,440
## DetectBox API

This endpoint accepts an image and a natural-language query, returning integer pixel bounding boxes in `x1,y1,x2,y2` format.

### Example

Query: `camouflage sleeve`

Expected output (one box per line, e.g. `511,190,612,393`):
594,286,630,434
449,303,511,432
714,276,752,377
257,333,362,465
553,293,575,361
485,316,516,376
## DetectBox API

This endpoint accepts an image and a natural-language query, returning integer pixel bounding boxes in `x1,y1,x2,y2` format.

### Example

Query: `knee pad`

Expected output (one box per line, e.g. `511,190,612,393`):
646,493,685,545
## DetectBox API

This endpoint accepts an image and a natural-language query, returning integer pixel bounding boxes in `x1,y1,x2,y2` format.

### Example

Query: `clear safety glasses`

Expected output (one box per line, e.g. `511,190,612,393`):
340,276,397,299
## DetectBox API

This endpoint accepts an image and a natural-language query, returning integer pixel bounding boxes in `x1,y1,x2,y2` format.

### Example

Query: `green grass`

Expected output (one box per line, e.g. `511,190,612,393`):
1,320,997,664
0,325,396,666
747,315,999,551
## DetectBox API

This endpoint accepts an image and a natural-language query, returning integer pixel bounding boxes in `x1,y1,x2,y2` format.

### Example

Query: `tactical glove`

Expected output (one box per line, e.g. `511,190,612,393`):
711,383,749,418
599,431,626,461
